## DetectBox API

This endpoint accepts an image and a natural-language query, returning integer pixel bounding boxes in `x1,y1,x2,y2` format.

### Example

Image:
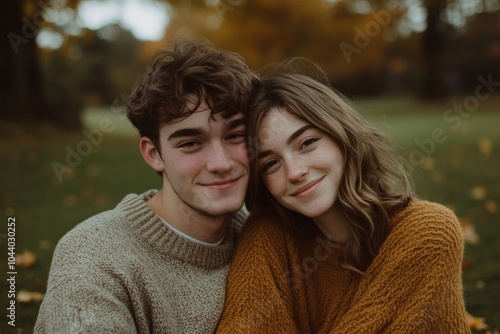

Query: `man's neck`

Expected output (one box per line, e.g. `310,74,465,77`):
146,191,232,243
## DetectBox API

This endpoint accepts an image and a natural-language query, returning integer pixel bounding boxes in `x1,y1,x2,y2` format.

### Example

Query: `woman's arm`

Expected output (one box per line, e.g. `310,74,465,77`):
328,202,471,334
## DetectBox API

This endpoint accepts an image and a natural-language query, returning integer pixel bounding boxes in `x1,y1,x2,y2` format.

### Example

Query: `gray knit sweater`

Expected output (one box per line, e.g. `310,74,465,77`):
34,190,247,333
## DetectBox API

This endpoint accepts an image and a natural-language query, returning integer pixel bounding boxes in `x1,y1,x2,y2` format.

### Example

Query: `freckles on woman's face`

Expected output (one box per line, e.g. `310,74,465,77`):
256,108,344,219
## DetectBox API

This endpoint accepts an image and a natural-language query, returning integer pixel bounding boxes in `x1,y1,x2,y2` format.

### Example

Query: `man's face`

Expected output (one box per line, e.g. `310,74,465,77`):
156,102,249,218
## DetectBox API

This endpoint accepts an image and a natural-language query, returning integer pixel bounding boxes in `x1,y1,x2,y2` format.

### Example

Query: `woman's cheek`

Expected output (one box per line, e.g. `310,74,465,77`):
263,173,282,197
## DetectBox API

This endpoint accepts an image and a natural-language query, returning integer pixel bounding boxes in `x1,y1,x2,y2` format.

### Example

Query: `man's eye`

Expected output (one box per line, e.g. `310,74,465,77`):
179,141,200,148
227,133,246,141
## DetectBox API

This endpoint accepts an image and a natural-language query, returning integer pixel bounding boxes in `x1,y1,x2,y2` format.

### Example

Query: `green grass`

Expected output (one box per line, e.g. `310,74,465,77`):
1,99,499,333
0,118,159,333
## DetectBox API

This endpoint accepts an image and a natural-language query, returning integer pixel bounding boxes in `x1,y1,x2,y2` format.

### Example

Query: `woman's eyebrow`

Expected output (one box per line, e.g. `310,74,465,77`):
286,125,314,145
257,124,314,159
258,150,272,160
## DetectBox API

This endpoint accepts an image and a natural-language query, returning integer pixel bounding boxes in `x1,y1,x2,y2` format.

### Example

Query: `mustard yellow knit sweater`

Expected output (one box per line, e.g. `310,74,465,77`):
217,201,471,333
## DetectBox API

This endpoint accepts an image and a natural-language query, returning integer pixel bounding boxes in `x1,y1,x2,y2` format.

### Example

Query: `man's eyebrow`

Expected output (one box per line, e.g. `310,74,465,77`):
167,128,206,141
227,117,246,130
258,124,315,160
167,117,245,141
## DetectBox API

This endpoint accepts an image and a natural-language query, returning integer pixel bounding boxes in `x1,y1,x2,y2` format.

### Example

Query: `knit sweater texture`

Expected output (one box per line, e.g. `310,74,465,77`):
34,190,246,334
216,200,471,333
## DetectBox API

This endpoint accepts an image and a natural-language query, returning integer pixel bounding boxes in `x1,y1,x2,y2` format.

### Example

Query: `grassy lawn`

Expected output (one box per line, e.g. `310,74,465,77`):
1,99,499,333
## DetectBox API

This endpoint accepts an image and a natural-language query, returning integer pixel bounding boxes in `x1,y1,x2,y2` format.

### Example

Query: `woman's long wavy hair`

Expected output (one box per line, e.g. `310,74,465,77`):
245,65,414,276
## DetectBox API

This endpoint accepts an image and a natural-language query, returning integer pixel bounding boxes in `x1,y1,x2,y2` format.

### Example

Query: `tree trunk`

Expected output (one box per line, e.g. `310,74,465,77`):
420,0,448,100
0,1,81,129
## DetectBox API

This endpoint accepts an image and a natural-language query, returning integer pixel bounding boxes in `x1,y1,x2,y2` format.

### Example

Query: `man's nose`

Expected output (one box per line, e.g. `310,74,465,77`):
206,142,235,173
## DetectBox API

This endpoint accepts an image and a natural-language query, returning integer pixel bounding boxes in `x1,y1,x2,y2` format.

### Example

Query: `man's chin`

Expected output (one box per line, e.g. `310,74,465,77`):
196,201,244,218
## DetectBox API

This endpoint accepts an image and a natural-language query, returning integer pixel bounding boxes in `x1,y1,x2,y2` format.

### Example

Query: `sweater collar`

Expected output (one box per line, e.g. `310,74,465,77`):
115,190,237,270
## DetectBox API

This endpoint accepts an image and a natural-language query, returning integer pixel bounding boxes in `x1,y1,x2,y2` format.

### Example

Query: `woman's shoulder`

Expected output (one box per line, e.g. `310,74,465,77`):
389,199,462,246
242,213,293,237
393,200,459,226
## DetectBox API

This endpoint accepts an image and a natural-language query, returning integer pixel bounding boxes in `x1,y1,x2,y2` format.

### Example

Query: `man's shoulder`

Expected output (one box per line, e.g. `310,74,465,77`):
52,212,127,270
61,209,123,244
63,190,156,237
54,191,156,258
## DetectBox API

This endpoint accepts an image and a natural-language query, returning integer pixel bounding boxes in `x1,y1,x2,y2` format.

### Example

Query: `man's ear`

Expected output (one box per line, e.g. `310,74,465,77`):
140,137,164,173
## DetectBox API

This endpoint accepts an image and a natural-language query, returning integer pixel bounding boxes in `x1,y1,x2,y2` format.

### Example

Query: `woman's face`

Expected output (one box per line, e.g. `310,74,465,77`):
256,108,345,219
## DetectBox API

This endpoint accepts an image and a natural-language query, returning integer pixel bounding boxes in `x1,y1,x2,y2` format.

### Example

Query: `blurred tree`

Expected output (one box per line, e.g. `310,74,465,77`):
1,0,146,129
1,1,51,124
167,0,499,98
165,0,399,96
1,0,82,128
365,0,499,99
2,0,498,127
420,0,449,100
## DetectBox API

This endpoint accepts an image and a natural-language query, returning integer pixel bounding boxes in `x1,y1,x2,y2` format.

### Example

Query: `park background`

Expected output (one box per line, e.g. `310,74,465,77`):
1,0,499,332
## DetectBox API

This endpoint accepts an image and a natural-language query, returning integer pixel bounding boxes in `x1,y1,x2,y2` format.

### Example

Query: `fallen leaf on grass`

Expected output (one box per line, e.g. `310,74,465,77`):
431,170,443,184
38,239,51,250
5,206,15,216
82,186,96,199
466,312,488,330
16,290,44,303
460,219,480,244
62,195,78,208
485,200,497,214
422,156,435,170
15,249,36,268
85,163,101,178
95,194,108,208
470,186,487,200
478,138,493,156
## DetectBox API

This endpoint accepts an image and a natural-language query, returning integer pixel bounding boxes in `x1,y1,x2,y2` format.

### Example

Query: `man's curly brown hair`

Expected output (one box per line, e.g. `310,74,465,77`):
126,38,257,147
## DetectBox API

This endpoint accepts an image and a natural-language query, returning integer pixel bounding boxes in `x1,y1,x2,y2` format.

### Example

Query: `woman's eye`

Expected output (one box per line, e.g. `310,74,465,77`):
261,160,278,172
300,137,319,149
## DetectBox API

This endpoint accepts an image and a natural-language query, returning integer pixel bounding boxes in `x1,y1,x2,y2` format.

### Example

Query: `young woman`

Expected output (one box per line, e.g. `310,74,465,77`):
216,68,471,333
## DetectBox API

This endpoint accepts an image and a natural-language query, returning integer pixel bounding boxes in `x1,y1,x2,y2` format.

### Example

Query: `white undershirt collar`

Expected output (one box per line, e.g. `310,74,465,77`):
158,216,224,246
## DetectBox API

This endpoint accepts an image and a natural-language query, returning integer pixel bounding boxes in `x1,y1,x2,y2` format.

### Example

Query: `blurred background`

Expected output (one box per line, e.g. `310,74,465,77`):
1,0,499,332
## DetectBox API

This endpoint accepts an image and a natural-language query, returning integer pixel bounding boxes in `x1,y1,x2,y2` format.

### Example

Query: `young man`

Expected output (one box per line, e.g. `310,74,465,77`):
34,39,256,333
